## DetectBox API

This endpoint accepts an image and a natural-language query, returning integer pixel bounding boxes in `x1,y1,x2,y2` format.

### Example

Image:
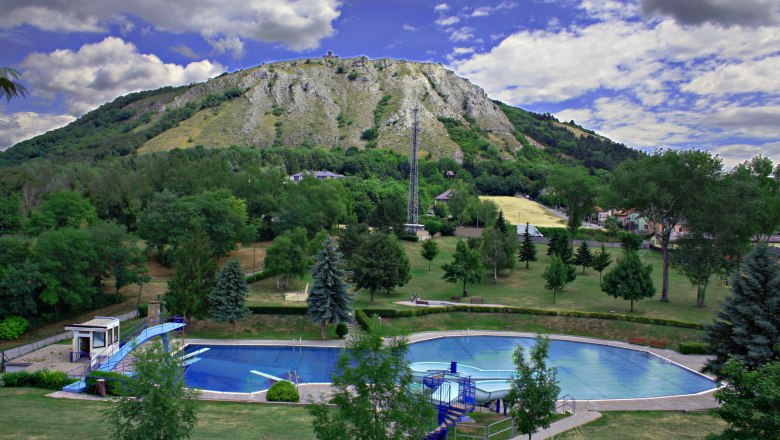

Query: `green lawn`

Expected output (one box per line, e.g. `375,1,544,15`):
0,387,317,440
551,411,726,439
248,237,729,325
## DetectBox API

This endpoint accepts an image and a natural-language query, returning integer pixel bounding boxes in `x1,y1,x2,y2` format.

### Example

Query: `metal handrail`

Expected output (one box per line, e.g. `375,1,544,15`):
557,394,576,414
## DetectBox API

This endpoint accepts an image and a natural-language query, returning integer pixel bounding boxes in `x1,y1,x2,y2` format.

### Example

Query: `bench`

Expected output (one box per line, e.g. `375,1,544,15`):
470,297,484,304
449,296,462,302
649,340,669,349
415,300,429,305
628,337,650,346
628,337,668,349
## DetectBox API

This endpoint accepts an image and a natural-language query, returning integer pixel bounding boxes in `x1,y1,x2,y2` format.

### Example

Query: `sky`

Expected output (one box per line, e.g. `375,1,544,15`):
1,0,779,168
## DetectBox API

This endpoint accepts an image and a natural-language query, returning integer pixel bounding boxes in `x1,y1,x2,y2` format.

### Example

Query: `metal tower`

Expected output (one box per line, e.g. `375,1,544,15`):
406,108,420,229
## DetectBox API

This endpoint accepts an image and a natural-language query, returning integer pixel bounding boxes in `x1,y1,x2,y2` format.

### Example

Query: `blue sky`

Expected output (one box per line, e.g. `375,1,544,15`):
1,0,779,167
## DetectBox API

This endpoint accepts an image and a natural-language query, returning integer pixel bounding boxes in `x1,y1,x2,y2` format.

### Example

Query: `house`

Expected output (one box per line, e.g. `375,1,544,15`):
64,316,120,366
434,189,453,203
516,224,544,237
597,210,612,225
289,170,346,183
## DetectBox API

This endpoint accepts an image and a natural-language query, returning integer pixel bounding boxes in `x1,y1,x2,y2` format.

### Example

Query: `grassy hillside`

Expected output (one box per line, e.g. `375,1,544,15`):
479,195,565,227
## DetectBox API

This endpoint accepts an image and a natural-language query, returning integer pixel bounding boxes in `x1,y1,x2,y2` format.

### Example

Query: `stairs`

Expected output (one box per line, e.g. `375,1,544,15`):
424,402,467,440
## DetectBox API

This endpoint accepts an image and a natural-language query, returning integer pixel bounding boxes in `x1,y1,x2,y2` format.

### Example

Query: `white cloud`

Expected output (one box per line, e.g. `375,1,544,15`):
170,44,200,59
0,112,75,150
21,37,225,116
450,27,475,42
434,3,450,12
436,16,460,26
470,1,518,17
207,36,244,59
453,47,475,55
0,0,342,52
403,23,418,31
683,56,780,95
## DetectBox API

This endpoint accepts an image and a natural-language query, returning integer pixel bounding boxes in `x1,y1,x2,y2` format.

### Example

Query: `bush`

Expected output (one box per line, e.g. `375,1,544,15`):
138,303,148,318
1,369,67,390
678,342,710,355
86,371,128,395
248,305,307,315
245,268,273,284
398,233,419,242
266,380,300,402
335,323,349,338
355,309,370,331
0,316,29,340
347,70,359,81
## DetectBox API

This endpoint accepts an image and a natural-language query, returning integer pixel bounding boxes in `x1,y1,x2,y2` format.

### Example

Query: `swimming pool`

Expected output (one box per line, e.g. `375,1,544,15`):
182,335,717,399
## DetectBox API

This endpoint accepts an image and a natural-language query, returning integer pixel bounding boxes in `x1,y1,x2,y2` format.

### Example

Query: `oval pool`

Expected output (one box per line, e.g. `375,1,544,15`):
181,335,717,399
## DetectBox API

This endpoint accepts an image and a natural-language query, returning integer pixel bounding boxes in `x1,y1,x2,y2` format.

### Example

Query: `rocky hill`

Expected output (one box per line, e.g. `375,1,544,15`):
0,56,637,169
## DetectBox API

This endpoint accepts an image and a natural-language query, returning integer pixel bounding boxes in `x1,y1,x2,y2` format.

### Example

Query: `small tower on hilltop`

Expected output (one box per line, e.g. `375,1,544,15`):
405,108,424,233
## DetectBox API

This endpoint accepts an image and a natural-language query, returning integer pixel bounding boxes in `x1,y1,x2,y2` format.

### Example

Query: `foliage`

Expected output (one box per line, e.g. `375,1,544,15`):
0,261,44,319
480,224,516,283
518,223,538,269
209,259,251,338
708,359,780,440
0,192,22,234
542,255,575,303
27,191,98,234
266,381,300,402
351,232,410,304
307,320,435,440
1,369,67,390
574,241,592,273
166,227,217,321
307,236,352,339
34,227,100,311
336,322,349,338
506,336,561,440
442,239,483,296
264,227,308,289
590,245,613,283
0,316,29,340
86,371,128,396
678,342,710,355
601,251,655,312
106,342,199,440
547,168,597,240
0,67,28,102
705,245,780,377
546,230,573,262
620,234,643,253
420,239,440,271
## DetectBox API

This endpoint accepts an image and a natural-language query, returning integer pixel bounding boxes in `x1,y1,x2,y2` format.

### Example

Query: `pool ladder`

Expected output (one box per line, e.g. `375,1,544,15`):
291,337,302,352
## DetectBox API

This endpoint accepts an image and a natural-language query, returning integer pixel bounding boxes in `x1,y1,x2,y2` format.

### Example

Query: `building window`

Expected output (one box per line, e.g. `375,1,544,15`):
94,331,105,348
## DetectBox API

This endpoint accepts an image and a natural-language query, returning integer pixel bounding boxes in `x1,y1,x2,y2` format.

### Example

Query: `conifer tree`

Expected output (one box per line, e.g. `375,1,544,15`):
209,259,250,338
574,241,593,273
590,245,612,283
601,251,654,312
495,209,509,234
518,223,537,269
705,245,780,377
307,236,352,340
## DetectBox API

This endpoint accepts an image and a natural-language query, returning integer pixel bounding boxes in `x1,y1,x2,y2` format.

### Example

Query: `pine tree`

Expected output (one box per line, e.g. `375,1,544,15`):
495,209,509,234
591,245,612,283
705,245,780,377
307,236,352,340
209,259,250,338
574,241,593,273
601,251,655,312
518,223,537,269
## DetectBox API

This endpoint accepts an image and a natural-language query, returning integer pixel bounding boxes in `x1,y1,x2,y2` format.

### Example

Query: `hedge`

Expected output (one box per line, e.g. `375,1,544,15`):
266,380,300,402
245,269,274,284
355,309,370,331
248,305,307,315
86,370,128,396
678,341,710,355
1,369,73,390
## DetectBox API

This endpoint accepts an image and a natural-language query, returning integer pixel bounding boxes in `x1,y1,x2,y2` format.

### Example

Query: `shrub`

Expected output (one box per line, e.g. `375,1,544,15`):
248,305,307,315
0,316,29,340
1,369,67,390
266,380,300,402
355,309,370,331
361,128,378,141
138,303,149,318
86,371,128,396
678,342,710,355
336,323,349,338
347,70,359,81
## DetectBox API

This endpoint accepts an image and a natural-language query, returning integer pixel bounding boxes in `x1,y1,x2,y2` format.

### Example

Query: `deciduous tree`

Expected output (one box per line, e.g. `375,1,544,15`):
166,227,216,322
420,239,440,271
601,251,655,312
351,232,410,304
547,168,596,241
542,255,575,303
442,239,482,296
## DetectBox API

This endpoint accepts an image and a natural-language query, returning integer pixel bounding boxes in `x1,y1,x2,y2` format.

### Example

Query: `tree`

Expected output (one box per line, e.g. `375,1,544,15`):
506,336,561,440
465,198,499,228
546,230,572,262
264,227,308,289
339,222,369,263
106,341,199,440
0,193,23,235
495,209,509,234
34,228,100,312
621,233,642,253
442,239,483,296
307,319,435,440
708,359,780,440
604,216,621,239
518,223,537,269
574,241,592,273
420,239,440,271
0,67,28,102
480,225,515,283
542,255,575,303
732,155,780,241
209,259,250,338
307,236,352,340
351,232,410,304
166,227,217,322
590,245,612,283
610,150,722,302
601,251,655,312
547,168,596,241
27,191,98,234
705,245,780,377
0,261,44,319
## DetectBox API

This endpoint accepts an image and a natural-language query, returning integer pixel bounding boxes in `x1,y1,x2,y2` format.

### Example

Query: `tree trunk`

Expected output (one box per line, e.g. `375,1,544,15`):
553,290,556,303
321,320,326,340
231,321,236,338
462,280,468,297
525,260,529,269
136,282,144,310
630,299,634,313
428,260,431,271
370,288,375,304
661,238,670,302
493,265,497,284
276,275,280,289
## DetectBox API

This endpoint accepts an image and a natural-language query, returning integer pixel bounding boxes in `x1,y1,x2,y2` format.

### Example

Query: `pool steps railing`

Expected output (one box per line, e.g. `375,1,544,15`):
557,394,577,414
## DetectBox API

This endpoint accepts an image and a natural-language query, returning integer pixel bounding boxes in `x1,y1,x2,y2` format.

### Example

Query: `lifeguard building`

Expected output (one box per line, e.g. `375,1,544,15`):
65,316,120,366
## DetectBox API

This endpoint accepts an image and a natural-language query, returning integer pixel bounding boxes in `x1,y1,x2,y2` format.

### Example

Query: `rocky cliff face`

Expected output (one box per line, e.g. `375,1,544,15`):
139,56,521,158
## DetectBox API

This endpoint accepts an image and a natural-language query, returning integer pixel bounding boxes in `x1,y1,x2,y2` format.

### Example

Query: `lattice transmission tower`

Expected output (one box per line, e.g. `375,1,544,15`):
406,108,420,230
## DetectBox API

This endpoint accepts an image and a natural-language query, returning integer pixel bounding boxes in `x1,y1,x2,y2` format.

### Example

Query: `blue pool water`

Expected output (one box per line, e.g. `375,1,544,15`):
182,336,717,399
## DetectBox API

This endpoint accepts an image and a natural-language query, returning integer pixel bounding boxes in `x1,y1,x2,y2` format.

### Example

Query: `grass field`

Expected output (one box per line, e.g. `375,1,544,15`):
551,411,726,439
479,195,565,227
247,236,729,326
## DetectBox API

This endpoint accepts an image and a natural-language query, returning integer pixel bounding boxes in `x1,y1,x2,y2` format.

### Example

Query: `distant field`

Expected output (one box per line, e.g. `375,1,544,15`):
480,195,564,228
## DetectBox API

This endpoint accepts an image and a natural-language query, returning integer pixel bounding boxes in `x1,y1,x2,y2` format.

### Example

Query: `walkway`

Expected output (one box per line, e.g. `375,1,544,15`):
519,410,602,440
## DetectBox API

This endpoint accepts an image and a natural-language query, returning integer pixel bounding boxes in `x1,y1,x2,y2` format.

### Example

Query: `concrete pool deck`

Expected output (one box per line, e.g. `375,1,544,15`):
179,330,720,411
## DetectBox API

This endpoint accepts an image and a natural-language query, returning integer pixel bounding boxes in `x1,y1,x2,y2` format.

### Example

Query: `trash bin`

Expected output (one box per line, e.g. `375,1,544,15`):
96,378,107,397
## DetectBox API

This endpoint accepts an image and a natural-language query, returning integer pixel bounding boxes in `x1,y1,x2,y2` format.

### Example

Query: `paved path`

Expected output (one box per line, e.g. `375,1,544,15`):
518,410,602,439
